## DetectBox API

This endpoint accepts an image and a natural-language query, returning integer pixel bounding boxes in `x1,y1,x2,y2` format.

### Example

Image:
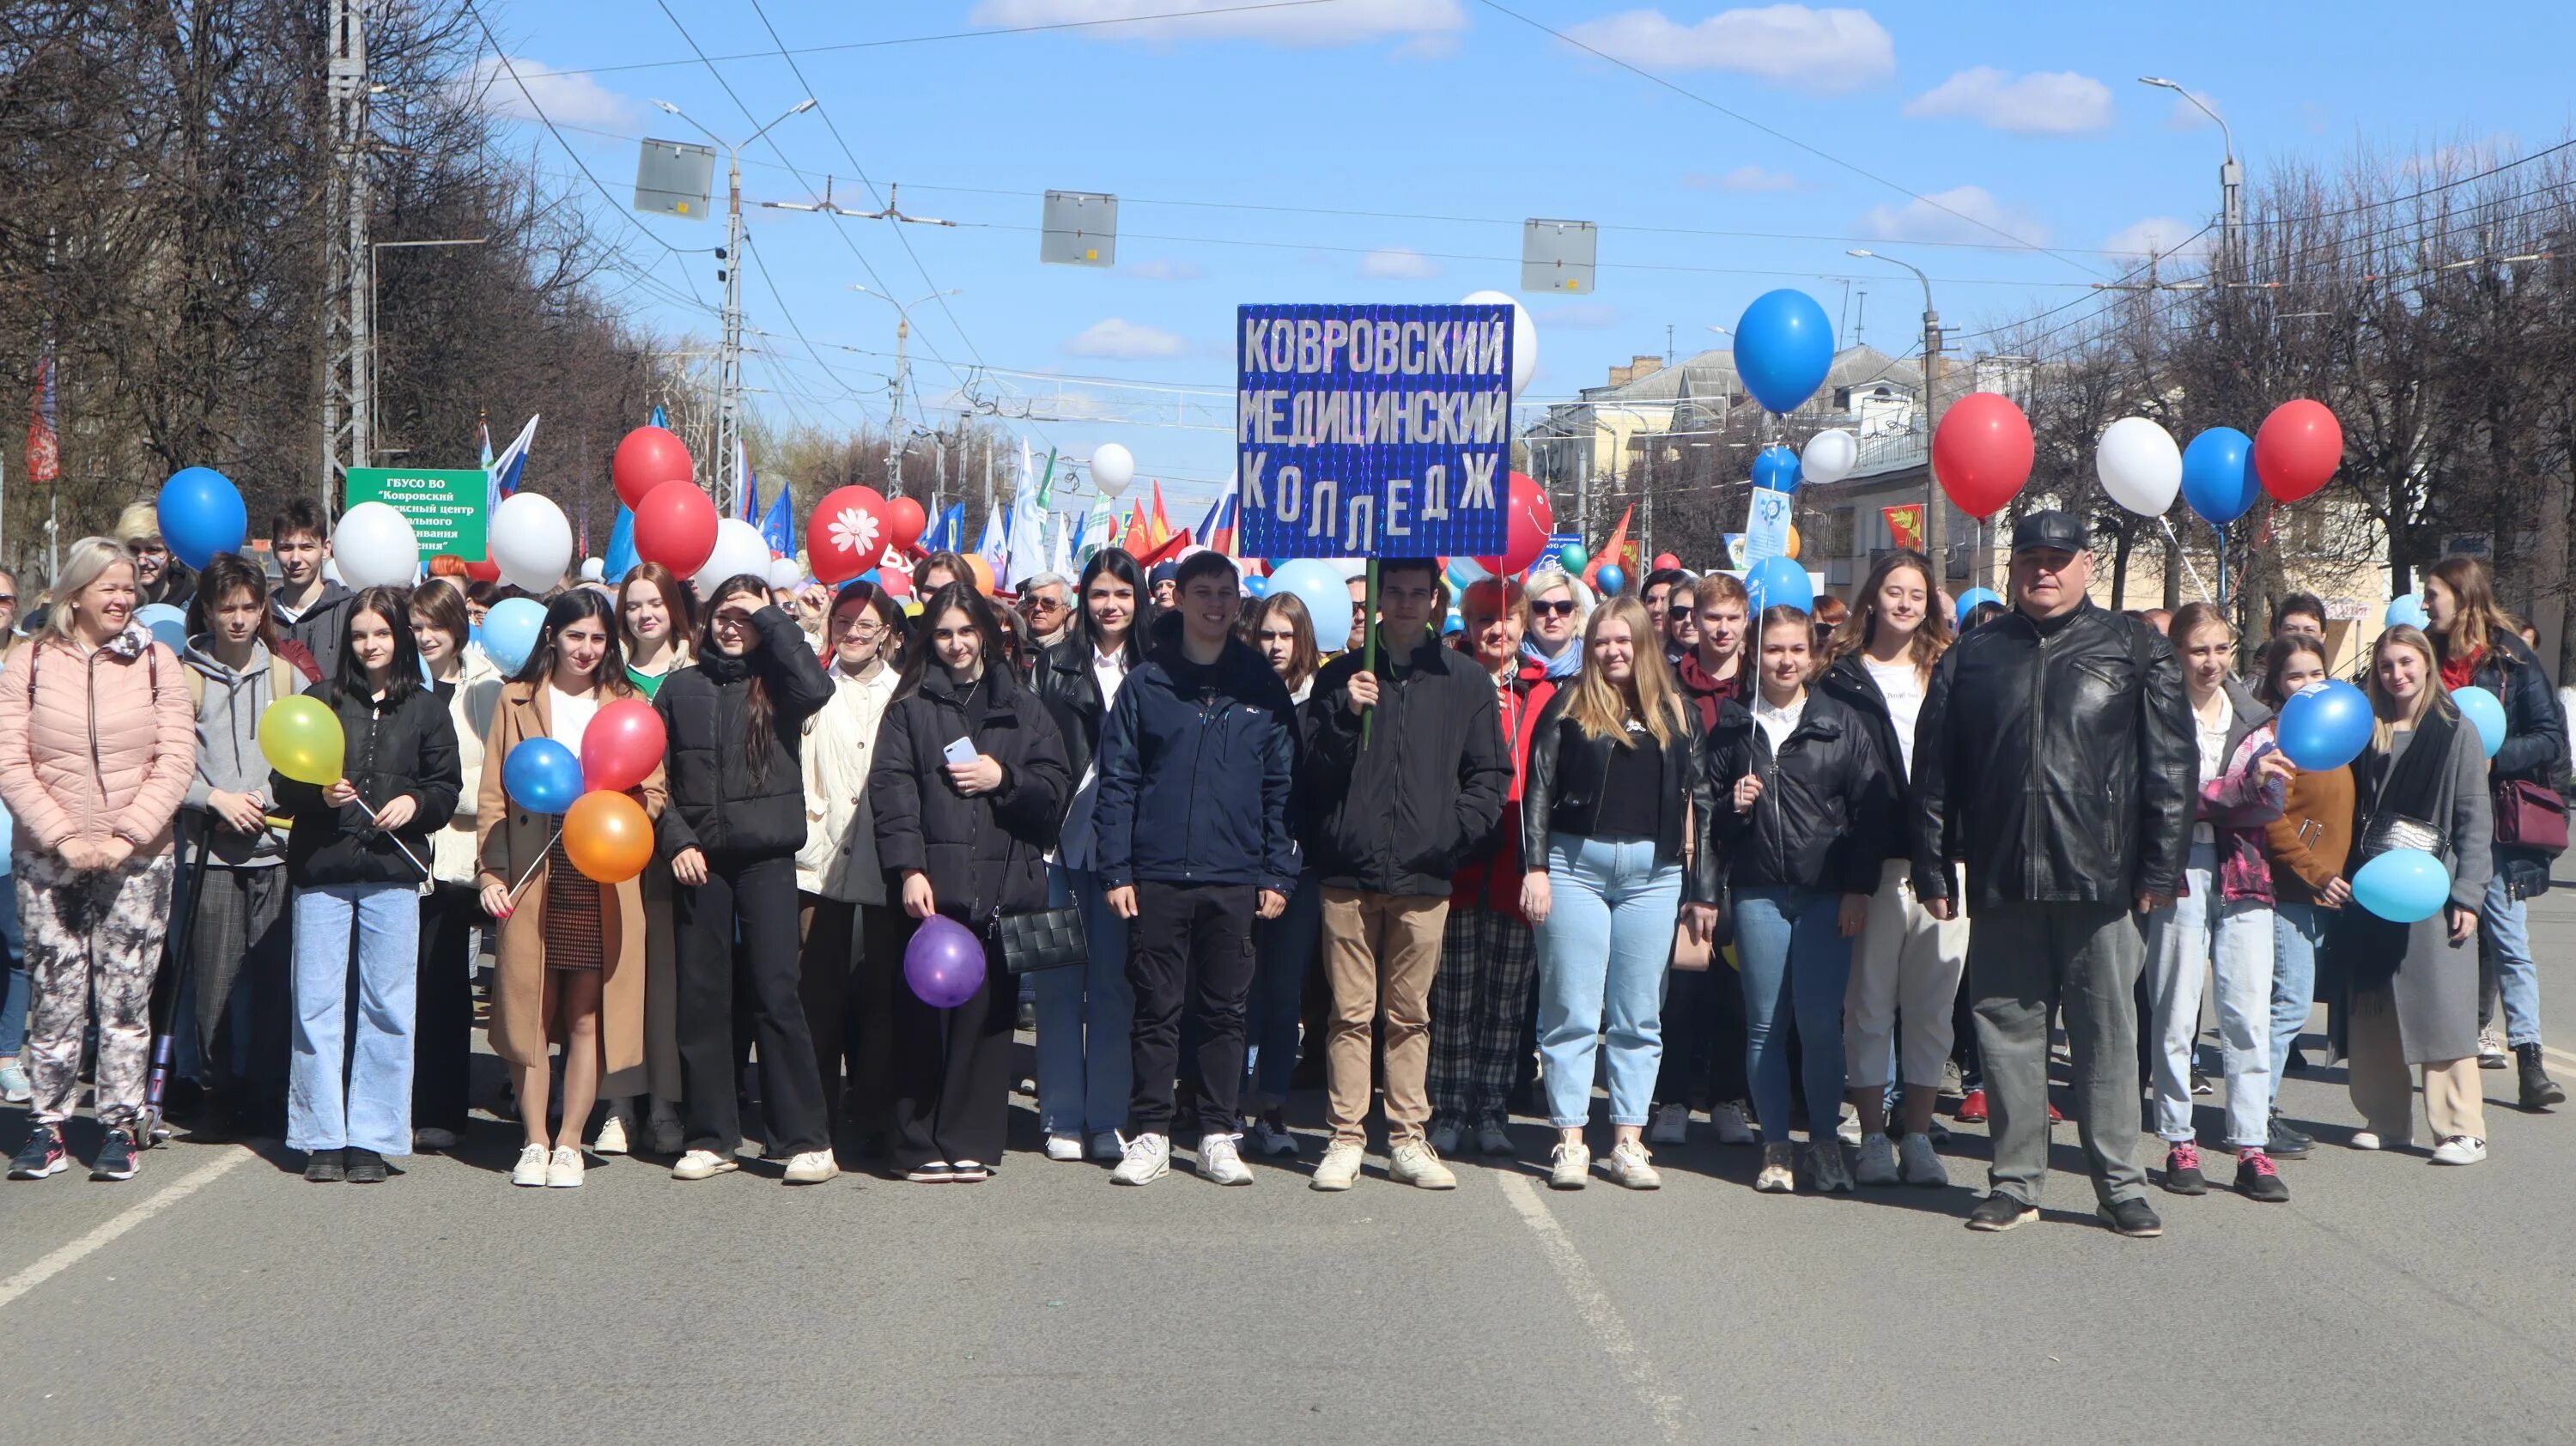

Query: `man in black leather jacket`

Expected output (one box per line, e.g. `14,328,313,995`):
1911,510,2196,1237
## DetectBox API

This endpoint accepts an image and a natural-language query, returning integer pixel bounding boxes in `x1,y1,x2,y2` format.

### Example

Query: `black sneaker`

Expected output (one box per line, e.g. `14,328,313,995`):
89,1127,140,1182
2265,1113,2314,1160
2160,1141,2209,1195
2234,1150,2289,1202
1965,1193,2038,1232
304,1148,346,1182
2097,1198,2164,1237
343,1148,388,1183
9,1124,68,1180
2516,1043,2566,1109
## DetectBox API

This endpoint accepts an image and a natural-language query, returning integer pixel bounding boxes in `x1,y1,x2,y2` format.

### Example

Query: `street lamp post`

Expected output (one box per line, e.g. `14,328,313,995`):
649,96,815,519
1847,248,1948,586
852,285,962,497
2140,77,2241,279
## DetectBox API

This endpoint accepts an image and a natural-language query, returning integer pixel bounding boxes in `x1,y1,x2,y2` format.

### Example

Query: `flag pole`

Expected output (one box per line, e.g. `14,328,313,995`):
1361,557,1379,747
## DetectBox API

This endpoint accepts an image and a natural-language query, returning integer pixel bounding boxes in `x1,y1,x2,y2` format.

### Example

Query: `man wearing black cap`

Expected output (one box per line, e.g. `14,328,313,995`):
1911,509,2196,1237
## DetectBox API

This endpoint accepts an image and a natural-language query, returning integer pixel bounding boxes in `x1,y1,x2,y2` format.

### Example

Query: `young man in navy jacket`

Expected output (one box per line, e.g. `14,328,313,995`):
1092,550,1298,1186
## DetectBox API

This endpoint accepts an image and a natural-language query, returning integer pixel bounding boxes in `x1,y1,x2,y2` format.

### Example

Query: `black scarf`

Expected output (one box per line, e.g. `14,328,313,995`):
2336,702,2462,992
696,645,756,686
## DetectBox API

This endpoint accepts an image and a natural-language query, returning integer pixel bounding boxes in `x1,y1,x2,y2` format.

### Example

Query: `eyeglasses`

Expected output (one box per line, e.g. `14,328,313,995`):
0,596,18,607
1533,598,1577,617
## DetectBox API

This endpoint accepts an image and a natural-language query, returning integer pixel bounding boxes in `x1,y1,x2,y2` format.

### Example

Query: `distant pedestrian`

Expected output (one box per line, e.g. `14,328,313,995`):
1236,589,1325,1156
267,500,352,683
1657,571,1756,1147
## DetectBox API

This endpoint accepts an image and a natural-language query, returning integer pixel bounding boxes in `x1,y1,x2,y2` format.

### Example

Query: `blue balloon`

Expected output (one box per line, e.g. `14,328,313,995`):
2180,427,2259,525
1953,586,2003,629
1731,289,1836,415
156,466,247,572
2353,848,2452,924
480,597,545,675
1242,574,1269,598
1443,609,1464,635
2385,593,2429,629
1267,559,1354,647
1751,445,1801,495
2452,684,2506,758
501,738,583,816
1595,563,1627,597
134,602,187,653
1744,556,1814,615
2275,678,2373,771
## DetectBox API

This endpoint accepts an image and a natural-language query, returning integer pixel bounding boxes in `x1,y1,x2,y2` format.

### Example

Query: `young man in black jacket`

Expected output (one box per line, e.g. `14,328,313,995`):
1300,556,1510,1192
1092,550,1297,1186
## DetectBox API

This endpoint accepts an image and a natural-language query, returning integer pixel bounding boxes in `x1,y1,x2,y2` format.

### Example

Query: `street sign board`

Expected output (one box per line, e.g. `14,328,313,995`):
345,467,488,562
635,140,714,219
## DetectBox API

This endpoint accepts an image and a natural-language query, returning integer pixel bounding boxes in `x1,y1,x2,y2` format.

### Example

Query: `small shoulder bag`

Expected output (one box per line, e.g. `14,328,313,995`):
986,832,1087,976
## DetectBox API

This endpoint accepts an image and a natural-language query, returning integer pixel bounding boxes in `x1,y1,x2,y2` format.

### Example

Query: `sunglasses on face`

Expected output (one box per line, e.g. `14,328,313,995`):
1668,605,1694,620
1533,598,1577,617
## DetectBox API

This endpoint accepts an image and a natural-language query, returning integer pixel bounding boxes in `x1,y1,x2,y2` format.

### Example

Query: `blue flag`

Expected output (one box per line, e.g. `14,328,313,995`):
603,506,638,584
760,481,795,562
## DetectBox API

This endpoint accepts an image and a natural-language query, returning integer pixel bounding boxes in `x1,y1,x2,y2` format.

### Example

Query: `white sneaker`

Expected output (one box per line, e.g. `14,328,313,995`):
1196,1133,1253,1186
1899,1131,1948,1188
592,1107,631,1157
1111,1133,1171,1186
1754,1142,1796,1193
1088,1131,1123,1162
1647,1103,1689,1146
647,1102,684,1156
783,1150,839,1184
510,1142,549,1187
1710,1101,1757,1145
1388,1139,1457,1189
1044,1133,1084,1162
671,1148,738,1181
1249,1117,1300,1157
2429,1135,2488,1166
1475,1121,1514,1157
1602,1139,1661,1190
1549,1140,1591,1188
545,1145,584,1188
413,1127,458,1151
1311,1139,1364,1191
1427,1120,1461,1156
1809,1139,1855,1193
1853,1133,1900,1187
1836,1103,1863,1147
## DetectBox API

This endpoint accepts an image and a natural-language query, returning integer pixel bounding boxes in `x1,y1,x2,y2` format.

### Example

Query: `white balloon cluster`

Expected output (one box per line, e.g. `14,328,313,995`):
1460,289,1538,397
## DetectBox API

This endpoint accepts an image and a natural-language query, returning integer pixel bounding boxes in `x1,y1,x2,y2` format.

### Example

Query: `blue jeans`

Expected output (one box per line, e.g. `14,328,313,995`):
2482,847,2542,1047
1245,870,1321,1107
288,883,420,1156
1032,865,1133,1137
2142,841,2275,1148
1534,834,1680,1130
2271,901,2329,1104
0,875,25,1059
1733,886,1853,1144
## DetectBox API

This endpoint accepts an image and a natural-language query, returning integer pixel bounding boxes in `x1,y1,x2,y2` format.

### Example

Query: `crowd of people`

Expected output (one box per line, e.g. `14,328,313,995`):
0,499,2567,1238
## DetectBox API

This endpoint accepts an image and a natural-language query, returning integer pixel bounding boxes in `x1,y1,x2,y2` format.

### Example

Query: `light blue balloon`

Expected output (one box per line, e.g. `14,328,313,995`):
134,602,187,653
1751,445,1801,495
2276,678,2372,771
1242,574,1269,598
2353,848,2451,924
480,596,546,676
501,738,583,816
156,466,247,571
1744,556,1814,615
1953,586,2002,629
1443,609,1463,635
1731,289,1835,414
1267,559,1354,647
2385,593,2429,629
2452,684,2506,758
2180,427,2260,525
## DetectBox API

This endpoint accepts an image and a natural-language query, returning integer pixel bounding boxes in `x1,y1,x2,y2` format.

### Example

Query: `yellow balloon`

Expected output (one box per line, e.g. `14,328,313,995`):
259,696,345,787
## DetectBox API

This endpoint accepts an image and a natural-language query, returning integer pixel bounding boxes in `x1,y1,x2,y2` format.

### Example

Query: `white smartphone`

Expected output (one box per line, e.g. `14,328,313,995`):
942,737,980,768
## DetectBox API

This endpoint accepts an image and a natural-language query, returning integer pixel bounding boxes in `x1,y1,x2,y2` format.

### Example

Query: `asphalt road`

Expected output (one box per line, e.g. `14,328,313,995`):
6,877,2574,1445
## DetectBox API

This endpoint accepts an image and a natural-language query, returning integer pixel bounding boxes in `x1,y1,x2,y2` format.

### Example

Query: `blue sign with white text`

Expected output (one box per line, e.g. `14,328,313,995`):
1236,302,1511,560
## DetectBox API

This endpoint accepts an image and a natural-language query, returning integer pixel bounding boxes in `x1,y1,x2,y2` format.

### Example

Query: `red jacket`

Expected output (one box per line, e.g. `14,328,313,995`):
1449,659,1554,919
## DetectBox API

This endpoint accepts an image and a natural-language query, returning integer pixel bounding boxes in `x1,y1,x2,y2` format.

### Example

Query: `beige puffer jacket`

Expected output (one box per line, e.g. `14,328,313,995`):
0,623,197,856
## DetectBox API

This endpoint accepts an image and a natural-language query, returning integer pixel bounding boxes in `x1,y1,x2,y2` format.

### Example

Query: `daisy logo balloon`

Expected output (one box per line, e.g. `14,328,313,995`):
808,484,893,586
830,504,880,556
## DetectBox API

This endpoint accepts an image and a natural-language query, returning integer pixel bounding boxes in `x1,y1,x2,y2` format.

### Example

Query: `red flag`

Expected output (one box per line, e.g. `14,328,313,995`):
1882,503,1924,553
1148,481,1173,549
25,356,59,485
1136,528,1193,568
1583,505,1634,588
1123,501,1151,556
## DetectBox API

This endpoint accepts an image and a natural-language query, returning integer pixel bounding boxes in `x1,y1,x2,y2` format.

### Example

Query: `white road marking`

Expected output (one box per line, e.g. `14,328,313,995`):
1497,1171,1691,1443
0,1146,254,1312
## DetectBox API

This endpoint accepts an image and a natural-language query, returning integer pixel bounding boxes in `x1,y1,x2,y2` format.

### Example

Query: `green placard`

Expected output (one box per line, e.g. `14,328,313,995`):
344,467,489,562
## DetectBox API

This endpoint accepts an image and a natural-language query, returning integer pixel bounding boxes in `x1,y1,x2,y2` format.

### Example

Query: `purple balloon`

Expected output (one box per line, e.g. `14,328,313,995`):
903,914,987,1009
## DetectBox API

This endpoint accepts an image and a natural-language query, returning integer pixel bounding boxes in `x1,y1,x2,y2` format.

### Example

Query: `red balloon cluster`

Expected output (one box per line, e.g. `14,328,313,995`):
631,481,719,577
2254,398,2342,503
1478,472,1553,575
1932,392,2035,520
808,485,894,586
886,495,927,555
580,698,666,793
876,567,914,600
611,426,694,509
1651,551,1680,571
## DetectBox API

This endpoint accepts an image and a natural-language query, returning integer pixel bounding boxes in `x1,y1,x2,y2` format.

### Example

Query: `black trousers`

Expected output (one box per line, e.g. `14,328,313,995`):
889,915,1013,1172
412,883,480,1133
799,895,904,1141
1127,881,1257,1139
677,854,828,1156
1656,957,1752,1109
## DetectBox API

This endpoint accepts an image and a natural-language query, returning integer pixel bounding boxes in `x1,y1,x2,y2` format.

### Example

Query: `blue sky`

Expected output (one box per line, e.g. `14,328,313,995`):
473,0,2576,514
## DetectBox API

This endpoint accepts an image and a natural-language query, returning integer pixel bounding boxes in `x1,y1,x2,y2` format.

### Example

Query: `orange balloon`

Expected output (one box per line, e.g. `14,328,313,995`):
964,554,995,597
563,790,654,884
1784,523,1801,561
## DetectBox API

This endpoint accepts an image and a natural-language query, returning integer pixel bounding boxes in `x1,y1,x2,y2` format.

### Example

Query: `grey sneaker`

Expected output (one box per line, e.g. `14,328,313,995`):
1475,1120,1514,1157
1311,1139,1364,1191
1809,1139,1855,1193
1427,1120,1461,1157
1111,1133,1171,1186
1899,1131,1948,1187
1601,1139,1661,1190
1196,1133,1253,1186
1249,1116,1300,1158
1646,1103,1689,1145
1549,1140,1590,1189
1,1061,33,1104
1709,1100,1757,1145
1853,1133,1900,1186
1388,1139,1457,1189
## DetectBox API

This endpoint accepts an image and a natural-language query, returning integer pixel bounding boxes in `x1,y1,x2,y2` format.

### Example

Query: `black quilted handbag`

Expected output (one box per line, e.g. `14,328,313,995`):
984,835,1087,975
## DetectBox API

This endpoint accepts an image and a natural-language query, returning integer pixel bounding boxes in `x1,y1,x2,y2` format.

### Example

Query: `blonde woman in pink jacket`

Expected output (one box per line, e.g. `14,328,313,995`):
0,538,196,1183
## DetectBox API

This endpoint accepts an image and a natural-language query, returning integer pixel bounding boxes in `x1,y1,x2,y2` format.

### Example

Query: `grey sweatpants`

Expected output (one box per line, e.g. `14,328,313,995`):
1969,901,2149,1208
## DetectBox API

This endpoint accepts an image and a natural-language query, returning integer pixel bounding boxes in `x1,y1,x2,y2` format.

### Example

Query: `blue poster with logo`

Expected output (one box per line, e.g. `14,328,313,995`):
1236,302,1512,560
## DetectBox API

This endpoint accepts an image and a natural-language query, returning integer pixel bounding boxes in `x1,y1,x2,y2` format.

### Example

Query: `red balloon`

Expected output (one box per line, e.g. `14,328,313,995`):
886,495,927,553
612,426,694,510
462,559,501,584
580,698,667,793
1514,471,1554,535
1651,552,1680,570
876,567,913,600
1931,392,2035,520
808,485,893,586
2253,398,2342,503
631,479,719,577
1477,489,1548,575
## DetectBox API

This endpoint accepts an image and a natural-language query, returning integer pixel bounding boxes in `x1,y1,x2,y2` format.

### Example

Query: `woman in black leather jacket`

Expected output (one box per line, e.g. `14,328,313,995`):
1708,604,1890,1197
1520,596,1717,1191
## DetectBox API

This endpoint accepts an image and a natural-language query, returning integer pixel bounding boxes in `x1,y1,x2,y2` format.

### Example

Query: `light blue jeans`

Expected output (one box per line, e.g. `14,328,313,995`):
1033,864,1133,1138
2482,846,2542,1048
1534,833,1680,1130
2271,900,2330,1106
288,883,419,1157
1733,886,1852,1143
1245,870,1321,1107
2142,841,2275,1149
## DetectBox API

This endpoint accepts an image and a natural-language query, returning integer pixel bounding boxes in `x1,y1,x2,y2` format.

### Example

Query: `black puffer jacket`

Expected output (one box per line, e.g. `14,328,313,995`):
871,664,1072,921
1301,629,1510,897
272,680,461,887
1910,600,2196,909
1705,691,1888,896
1520,690,1719,905
655,606,835,860
1815,653,1926,870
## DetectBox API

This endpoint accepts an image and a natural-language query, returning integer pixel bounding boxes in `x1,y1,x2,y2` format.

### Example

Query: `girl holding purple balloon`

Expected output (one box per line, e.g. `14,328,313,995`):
870,583,1072,1183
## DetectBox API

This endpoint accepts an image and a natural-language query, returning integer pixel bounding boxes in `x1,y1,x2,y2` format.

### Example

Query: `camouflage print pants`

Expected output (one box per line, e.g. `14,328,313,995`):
17,848,175,1128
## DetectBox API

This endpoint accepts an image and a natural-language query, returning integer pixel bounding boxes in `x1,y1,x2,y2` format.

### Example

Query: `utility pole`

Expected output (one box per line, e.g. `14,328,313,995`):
1849,248,1945,586
850,287,959,499
319,0,370,509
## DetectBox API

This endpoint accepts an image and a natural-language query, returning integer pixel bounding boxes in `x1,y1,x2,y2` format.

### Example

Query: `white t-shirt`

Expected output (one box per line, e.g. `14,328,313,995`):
1861,655,1925,780
1753,691,1807,756
548,685,600,751
2191,689,2234,845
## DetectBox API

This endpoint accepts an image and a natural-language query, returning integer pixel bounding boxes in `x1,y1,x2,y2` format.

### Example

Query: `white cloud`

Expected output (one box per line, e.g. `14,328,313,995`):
1359,246,1444,280
1857,185,2049,246
2164,89,2222,131
1123,257,1207,281
2403,134,2516,178
968,0,1465,46
1721,163,1804,191
462,55,635,127
1903,67,2111,135
1537,302,1622,330
2102,216,2212,261
1560,6,1894,93
1065,318,1188,359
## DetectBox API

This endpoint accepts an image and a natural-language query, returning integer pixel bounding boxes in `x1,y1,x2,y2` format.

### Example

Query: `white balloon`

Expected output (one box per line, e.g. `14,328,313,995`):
2095,416,2183,517
333,501,419,590
1801,428,1859,486
1461,289,1538,397
766,556,805,591
1091,442,1135,498
489,493,574,593
579,556,605,582
693,519,771,596
1326,557,1370,581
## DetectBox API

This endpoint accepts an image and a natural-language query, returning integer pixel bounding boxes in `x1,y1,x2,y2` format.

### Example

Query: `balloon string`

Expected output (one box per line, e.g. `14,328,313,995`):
2158,518,2215,604
506,827,564,903
349,795,430,877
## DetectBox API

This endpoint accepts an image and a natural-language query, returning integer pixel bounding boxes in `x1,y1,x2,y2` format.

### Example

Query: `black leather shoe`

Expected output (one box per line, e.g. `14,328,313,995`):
2098,1198,2164,1237
304,1149,345,1183
2265,1113,2313,1159
2517,1043,2566,1109
343,1148,388,1183
1965,1193,2038,1232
